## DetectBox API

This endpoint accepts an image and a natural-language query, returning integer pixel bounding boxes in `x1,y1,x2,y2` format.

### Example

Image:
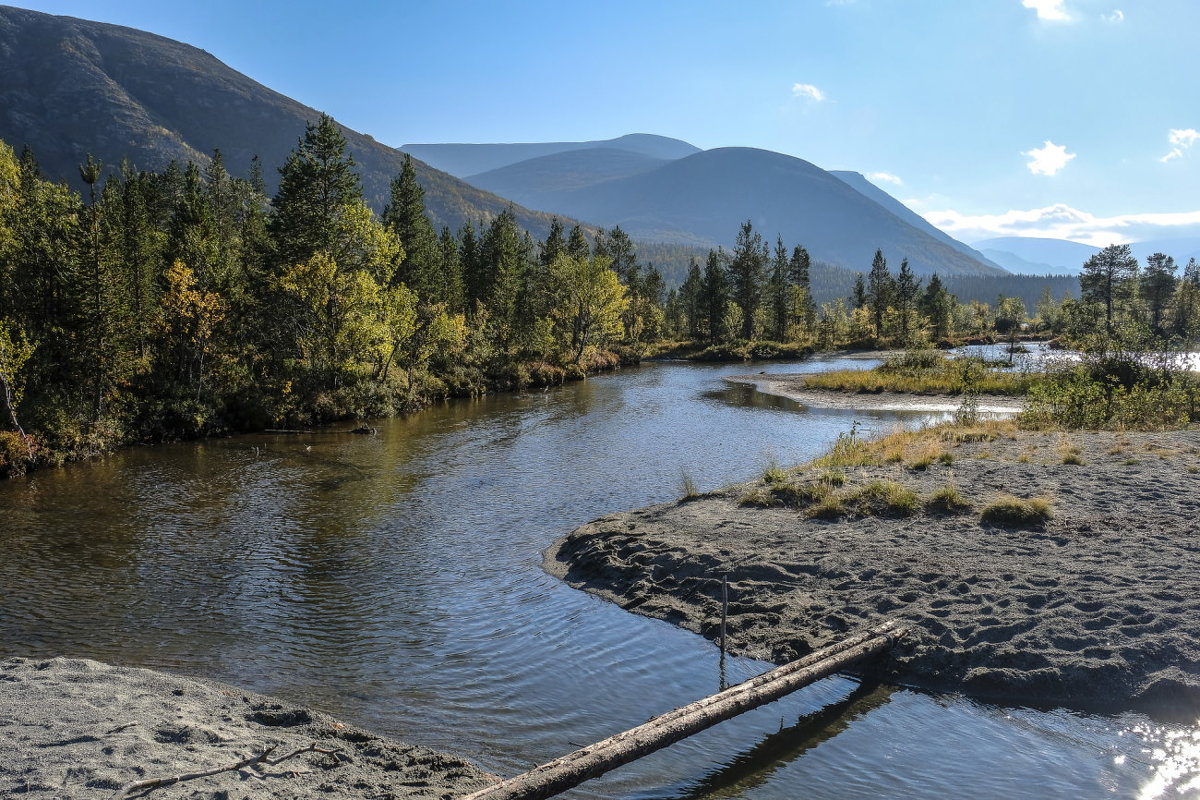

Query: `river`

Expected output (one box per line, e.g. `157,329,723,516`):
2,354,1196,798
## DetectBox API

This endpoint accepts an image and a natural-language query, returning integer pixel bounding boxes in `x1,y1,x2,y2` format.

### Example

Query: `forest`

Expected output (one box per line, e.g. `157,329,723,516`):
2,114,1199,475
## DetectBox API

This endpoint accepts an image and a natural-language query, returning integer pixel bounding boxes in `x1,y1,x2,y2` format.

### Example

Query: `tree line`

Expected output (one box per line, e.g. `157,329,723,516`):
4,113,1199,473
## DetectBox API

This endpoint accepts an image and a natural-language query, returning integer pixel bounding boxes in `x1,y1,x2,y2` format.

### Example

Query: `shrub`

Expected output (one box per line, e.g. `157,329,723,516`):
980,494,1053,527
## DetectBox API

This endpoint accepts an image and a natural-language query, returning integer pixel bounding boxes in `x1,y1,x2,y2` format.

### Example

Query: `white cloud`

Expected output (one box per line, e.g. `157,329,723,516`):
791,83,826,102
868,171,903,185
1024,140,1076,176
1022,0,1071,21
924,203,1200,247
1101,9,1124,23
1160,128,1199,163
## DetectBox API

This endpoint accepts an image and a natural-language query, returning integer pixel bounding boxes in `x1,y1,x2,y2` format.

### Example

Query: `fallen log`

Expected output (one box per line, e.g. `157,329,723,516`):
460,618,909,800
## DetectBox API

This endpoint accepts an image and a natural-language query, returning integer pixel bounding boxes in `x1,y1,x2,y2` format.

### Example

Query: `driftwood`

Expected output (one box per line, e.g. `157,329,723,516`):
109,742,340,800
460,618,909,800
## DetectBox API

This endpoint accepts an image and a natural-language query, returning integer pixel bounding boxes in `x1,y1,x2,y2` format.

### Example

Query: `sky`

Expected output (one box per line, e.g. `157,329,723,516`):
10,0,1200,246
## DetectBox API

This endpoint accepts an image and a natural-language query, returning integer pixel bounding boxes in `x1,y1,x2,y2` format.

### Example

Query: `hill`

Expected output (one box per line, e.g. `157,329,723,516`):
489,147,1005,276
829,171,1005,271
401,133,700,178
0,4,574,239
467,147,668,206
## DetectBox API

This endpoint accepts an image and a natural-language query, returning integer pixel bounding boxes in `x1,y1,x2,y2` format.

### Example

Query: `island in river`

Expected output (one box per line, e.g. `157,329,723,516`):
547,384,1200,719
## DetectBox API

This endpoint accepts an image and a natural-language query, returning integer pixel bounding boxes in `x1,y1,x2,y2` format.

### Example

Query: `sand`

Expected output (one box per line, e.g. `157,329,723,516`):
726,373,1024,414
546,427,1200,720
0,657,495,799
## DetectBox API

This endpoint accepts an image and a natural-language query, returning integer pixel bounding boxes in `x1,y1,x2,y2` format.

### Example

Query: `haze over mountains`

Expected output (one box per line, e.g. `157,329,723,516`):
0,4,1015,282
976,236,1200,276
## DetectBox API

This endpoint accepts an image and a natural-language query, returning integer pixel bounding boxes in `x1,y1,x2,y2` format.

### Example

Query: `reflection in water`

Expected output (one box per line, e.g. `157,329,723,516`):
0,355,1193,799
640,682,894,800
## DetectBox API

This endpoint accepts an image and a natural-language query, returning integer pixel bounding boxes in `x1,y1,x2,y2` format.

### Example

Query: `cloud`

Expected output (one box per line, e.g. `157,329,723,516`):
868,171,903,185
1160,128,1199,163
1024,140,1076,176
791,83,826,102
1022,0,1071,21
1101,9,1124,23
924,203,1200,247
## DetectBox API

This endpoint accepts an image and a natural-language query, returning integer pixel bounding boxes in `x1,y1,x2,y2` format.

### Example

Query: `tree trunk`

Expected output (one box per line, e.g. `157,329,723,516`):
460,619,909,800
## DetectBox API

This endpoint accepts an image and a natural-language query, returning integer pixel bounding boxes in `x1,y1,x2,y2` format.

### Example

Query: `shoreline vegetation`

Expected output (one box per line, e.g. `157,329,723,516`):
6,112,1200,480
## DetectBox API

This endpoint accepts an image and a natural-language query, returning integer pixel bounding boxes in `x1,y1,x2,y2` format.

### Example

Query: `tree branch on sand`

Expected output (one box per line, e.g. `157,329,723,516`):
109,742,342,799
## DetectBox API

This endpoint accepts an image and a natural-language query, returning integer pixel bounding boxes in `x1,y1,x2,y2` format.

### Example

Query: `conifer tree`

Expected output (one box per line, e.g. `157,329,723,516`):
867,249,893,339
1080,244,1139,336
728,220,766,340
1141,252,1177,336
382,155,439,301
893,258,921,344
699,249,730,344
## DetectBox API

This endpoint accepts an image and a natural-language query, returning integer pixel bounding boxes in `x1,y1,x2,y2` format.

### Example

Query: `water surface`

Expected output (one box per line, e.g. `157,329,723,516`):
1,355,1195,798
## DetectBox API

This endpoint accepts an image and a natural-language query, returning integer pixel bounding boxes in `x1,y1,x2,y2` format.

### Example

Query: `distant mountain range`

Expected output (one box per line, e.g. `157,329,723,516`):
459,143,1004,277
401,133,701,178
975,236,1200,276
0,4,574,239
0,4,1009,281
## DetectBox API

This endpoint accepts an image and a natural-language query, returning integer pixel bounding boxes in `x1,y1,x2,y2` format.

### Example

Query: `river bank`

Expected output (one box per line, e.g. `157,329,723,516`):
0,657,495,799
546,425,1200,719
725,373,1024,414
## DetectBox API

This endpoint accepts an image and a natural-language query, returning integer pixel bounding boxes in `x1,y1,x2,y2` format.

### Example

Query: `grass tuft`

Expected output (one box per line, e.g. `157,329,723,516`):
925,485,972,514
980,494,1053,527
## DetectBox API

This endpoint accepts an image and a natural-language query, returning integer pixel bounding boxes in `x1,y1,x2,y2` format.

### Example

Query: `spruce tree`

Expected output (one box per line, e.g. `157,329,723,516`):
1141,252,1177,336
728,220,765,340
699,249,730,344
382,154,439,301
867,249,893,339
893,258,921,344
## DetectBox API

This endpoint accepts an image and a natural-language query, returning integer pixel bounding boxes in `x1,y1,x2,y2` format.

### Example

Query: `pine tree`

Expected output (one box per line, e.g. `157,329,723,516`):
1140,252,1177,336
893,258,921,345
382,155,439,301
867,249,892,340
437,226,465,313
1080,244,1139,336
566,224,590,261
767,236,789,341
699,249,730,344
268,114,363,268
680,258,703,340
728,220,766,340
920,273,954,341
607,226,638,285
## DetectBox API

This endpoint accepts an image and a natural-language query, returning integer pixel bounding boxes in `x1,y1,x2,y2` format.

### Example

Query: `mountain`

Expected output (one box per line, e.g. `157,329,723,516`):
830,171,1005,272
973,237,1101,275
401,134,701,178
466,148,669,207
0,4,574,239
1129,238,1200,266
468,146,1004,276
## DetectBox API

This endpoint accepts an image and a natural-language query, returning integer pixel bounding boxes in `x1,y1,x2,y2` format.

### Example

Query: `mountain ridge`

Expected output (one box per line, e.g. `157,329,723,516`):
0,4,579,240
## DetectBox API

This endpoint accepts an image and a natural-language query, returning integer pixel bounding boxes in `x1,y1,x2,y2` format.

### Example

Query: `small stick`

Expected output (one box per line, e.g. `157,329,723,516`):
720,573,729,653
109,743,339,800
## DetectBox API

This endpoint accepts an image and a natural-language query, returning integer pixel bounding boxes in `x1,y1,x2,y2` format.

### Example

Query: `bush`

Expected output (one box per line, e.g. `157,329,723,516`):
980,494,1053,527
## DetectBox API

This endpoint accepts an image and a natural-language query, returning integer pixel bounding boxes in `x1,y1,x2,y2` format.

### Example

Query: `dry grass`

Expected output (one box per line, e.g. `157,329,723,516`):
925,485,973,514
980,494,1053,527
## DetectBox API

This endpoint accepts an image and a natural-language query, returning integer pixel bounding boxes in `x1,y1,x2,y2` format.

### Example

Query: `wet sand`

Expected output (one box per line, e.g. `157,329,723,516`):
0,657,495,799
726,373,1024,414
547,427,1200,719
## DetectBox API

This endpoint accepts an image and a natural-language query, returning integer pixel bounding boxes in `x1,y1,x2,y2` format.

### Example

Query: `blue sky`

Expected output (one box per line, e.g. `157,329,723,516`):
12,0,1200,246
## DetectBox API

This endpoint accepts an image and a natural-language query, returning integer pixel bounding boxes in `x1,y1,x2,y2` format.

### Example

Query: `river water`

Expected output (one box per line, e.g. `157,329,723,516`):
2,355,1197,798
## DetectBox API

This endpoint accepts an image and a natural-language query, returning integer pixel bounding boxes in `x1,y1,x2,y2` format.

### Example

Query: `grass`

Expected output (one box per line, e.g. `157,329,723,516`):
814,419,1017,471
808,480,920,520
680,471,700,501
980,494,1053,527
801,353,1037,396
925,485,973,514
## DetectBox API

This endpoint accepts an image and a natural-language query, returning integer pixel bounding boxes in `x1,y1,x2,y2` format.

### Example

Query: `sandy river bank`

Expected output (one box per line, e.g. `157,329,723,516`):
547,426,1200,720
